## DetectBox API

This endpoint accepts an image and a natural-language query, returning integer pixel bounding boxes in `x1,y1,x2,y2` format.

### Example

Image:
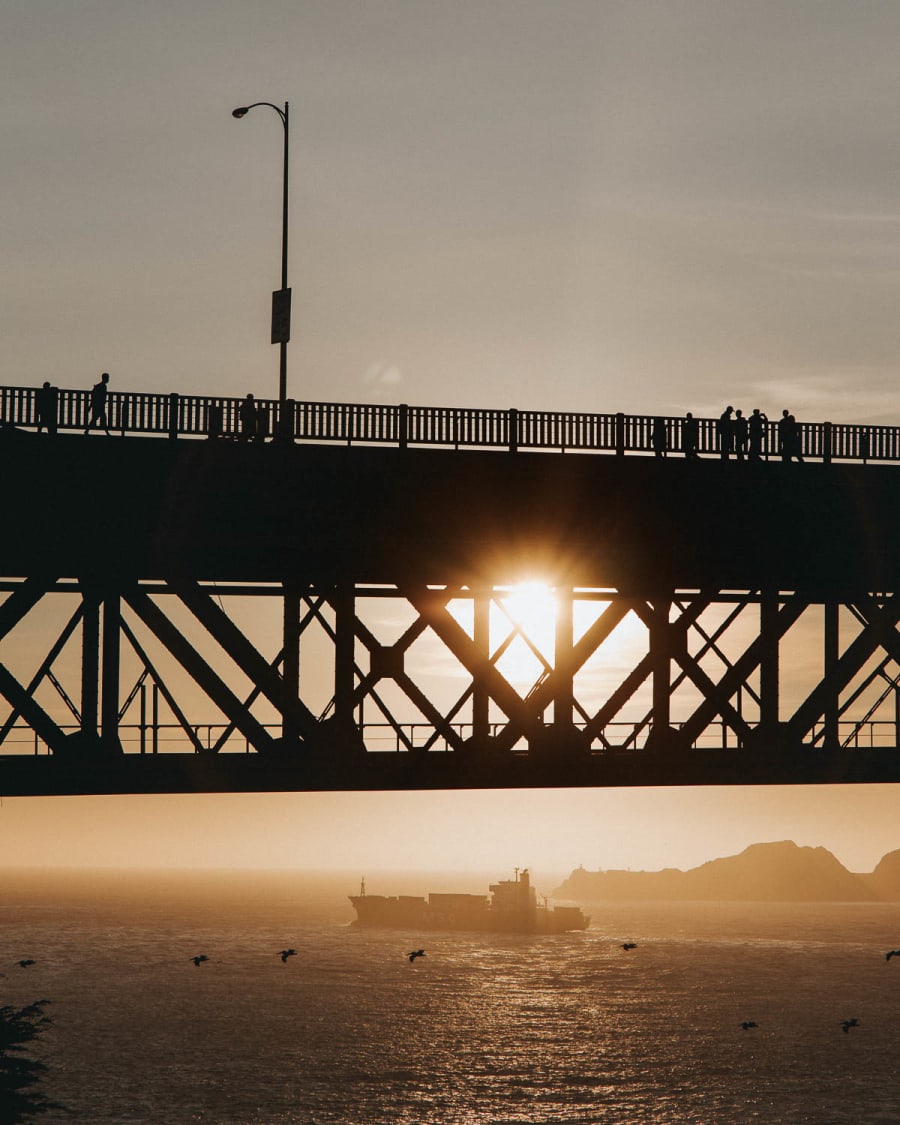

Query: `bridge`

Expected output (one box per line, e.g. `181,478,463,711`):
3,384,900,796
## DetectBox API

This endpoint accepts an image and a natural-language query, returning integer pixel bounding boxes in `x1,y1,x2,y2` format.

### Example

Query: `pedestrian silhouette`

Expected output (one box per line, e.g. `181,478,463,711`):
682,412,699,459
239,393,257,441
717,406,734,460
733,409,748,461
748,408,766,461
778,410,791,463
85,372,111,436
790,414,804,462
255,401,269,442
652,417,667,458
778,410,803,463
36,381,58,436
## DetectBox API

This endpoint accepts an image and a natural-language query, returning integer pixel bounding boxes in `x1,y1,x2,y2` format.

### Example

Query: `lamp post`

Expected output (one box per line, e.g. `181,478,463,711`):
232,101,291,412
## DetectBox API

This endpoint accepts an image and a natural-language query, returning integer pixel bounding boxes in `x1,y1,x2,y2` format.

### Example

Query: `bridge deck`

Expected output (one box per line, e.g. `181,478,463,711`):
1,424,898,591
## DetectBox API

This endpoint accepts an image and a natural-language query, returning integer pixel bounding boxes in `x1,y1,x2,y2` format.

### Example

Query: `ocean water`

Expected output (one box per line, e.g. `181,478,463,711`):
2,868,900,1124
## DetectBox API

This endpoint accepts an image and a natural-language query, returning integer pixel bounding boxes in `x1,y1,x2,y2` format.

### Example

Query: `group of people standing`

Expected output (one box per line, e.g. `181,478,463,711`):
654,407,804,462
715,405,803,463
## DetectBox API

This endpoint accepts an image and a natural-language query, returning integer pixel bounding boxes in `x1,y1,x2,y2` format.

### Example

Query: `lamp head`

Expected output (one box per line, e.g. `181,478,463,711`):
232,107,249,119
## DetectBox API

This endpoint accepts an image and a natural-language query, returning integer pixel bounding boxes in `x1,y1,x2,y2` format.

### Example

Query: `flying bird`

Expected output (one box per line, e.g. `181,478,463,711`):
621,943,637,951
279,949,297,963
841,1018,860,1034
740,1021,758,1030
16,959,35,969
189,955,209,966
886,950,900,961
408,949,426,963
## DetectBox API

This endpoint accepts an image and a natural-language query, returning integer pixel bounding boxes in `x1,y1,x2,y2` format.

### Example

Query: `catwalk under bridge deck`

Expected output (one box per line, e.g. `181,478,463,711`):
3,427,900,795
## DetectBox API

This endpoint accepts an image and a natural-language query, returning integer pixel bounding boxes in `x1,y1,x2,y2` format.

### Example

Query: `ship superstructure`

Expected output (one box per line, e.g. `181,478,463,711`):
349,868,588,933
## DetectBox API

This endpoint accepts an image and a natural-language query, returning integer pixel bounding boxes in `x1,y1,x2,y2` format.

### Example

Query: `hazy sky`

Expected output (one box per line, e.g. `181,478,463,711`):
5,0,900,420
4,1,900,879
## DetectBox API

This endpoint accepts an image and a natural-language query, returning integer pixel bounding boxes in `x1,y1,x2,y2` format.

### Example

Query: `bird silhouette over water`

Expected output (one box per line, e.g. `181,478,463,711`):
740,1021,758,1030
841,1018,860,1034
279,949,297,963
621,943,637,951
885,949,900,961
16,959,35,969
190,955,209,966
408,949,426,963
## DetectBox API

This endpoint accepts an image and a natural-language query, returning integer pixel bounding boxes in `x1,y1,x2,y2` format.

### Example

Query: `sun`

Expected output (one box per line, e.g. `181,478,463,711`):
492,581,559,687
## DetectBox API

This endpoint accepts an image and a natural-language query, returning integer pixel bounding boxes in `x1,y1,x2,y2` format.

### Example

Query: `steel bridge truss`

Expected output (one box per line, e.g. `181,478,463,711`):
2,576,900,789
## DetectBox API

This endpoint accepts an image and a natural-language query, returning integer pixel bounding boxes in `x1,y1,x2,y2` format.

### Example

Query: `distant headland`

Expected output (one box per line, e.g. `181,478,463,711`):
554,841,900,902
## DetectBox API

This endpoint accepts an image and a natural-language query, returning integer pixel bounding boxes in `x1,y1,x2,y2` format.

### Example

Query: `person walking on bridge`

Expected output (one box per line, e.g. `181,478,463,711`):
733,409,748,460
36,381,58,436
84,372,111,436
239,393,258,441
717,405,734,460
682,412,699,459
748,408,766,461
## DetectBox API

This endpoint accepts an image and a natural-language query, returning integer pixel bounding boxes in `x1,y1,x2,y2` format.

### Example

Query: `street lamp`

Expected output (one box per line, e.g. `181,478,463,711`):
232,101,291,412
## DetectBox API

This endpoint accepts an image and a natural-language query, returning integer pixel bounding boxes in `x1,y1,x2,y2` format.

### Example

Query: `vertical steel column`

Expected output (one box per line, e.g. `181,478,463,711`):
895,684,900,751
648,599,671,748
282,582,300,745
101,593,121,751
81,592,100,738
334,584,355,727
823,601,839,750
152,683,159,754
759,589,780,735
473,587,491,742
554,585,574,727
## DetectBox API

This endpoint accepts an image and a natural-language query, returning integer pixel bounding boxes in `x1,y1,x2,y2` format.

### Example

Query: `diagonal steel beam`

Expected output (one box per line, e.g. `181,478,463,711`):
119,618,205,755
0,664,69,754
124,588,275,754
0,606,83,746
210,647,285,754
582,653,654,742
786,594,900,741
672,649,753,743
679,595,808,746
392,670,467,752
0,575,57,642
401,584,536,736
169,577,319,741
492,597,635,751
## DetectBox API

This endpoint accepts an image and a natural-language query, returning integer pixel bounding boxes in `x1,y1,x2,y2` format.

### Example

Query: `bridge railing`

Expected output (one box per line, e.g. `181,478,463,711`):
1,384,897,464
3,717,900,756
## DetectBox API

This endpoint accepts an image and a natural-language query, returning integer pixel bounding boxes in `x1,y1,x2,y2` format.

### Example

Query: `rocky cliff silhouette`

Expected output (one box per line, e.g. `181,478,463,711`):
554,841,900,902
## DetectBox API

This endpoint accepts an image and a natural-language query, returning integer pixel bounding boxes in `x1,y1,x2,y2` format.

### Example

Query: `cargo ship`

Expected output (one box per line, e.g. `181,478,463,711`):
349,868,589,934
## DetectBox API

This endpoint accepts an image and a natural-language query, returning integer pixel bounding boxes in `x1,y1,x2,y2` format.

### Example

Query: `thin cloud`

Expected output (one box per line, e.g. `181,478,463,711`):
363,362,403,392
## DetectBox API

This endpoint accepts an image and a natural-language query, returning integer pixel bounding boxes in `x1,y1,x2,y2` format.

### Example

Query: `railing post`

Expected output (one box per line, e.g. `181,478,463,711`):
398,403,409,451
508,407,518,453
167,392,179,440
823,421,832,464
207,403,223,440
615,412,625,456
278,398,295,443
